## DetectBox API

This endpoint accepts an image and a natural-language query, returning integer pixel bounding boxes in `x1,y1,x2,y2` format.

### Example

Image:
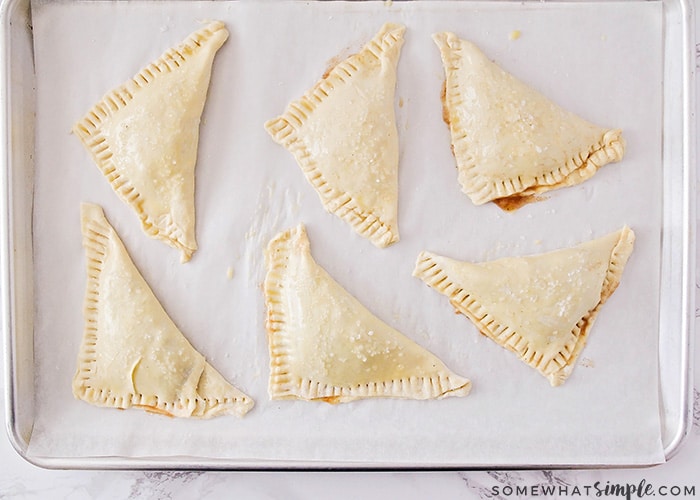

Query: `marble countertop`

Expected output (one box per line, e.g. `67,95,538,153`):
1,3,699,498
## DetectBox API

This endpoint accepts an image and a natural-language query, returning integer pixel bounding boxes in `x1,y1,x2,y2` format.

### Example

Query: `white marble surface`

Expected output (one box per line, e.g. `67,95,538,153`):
1,3,699,499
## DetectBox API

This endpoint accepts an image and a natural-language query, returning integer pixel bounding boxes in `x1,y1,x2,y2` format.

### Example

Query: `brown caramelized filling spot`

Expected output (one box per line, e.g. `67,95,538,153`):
322,49,354,80
134,404,175,418
440,79,450,126
493,194,542,212
320,395,342,404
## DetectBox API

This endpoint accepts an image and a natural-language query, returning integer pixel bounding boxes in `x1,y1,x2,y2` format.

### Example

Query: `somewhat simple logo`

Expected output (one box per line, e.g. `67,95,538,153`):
491,479,695,499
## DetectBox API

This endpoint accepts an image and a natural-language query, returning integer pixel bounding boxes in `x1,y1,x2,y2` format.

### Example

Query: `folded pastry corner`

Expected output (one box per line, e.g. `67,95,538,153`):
433,32,625,210
74,202,254,418
73,21,229,262
413,226,635,386
264,23,405,248
264,224,471,403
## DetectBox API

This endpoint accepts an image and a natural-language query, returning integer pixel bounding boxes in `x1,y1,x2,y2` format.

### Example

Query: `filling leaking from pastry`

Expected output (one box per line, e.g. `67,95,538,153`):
413,227,635,386
73,21,229,262
433,32,625,209
73,203,254,418
264,23,405,248
263,224,471,403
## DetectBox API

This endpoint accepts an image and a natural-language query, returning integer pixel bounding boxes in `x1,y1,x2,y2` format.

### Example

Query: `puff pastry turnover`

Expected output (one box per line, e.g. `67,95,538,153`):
433,32,625,210
414,227,635,386
73,203,253,418
264,23,404,248
73,22,228,262
264,224,471,403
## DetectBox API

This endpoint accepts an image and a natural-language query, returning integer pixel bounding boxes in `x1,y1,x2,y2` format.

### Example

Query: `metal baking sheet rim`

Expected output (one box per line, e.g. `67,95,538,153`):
0,0,695,470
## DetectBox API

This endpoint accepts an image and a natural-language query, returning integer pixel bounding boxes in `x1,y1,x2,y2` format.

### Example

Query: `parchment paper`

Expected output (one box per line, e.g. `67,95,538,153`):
27,0,665,465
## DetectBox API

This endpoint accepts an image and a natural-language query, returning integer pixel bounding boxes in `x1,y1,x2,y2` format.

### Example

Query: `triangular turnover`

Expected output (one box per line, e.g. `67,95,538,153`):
264,224,471,403
74,22,228,262
265,23,404,248
413,227,635,386
73,203,254,418
433,32,625,210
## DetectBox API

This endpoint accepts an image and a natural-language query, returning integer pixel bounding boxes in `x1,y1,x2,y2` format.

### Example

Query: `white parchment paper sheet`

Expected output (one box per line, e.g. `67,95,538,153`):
27,0,664,465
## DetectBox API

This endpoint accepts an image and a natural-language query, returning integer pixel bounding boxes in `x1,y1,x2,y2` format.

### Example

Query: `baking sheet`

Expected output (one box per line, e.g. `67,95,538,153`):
25,0,665,465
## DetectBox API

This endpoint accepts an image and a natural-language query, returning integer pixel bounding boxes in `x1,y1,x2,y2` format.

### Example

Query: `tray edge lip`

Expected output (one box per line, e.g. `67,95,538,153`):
0,0,33,468
661,0,697,462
